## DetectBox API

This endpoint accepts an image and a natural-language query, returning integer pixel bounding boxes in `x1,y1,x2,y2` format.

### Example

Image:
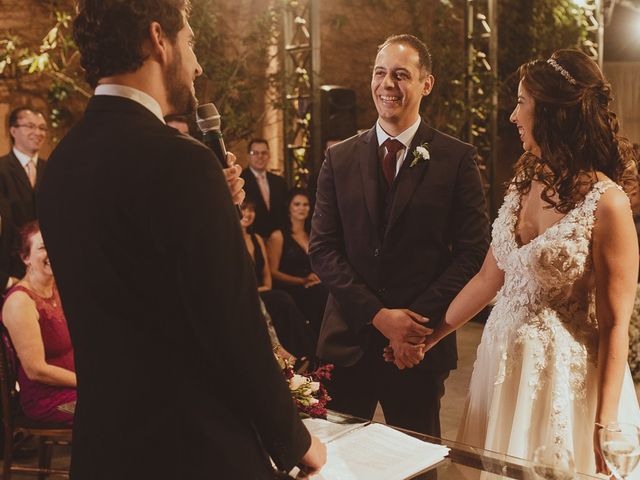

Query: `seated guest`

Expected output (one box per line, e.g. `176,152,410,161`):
0,107,48,229
240,139,288,238
1,221,75,424
240,200,316,362
267,188,328,335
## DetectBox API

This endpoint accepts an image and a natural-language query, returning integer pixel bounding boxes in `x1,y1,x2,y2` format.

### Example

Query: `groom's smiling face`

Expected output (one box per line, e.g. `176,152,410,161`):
371,42,433,134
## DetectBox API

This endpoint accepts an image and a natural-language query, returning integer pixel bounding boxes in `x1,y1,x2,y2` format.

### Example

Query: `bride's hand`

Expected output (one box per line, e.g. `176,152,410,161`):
593,424,609,475
383,340,426,369
383,334,440,365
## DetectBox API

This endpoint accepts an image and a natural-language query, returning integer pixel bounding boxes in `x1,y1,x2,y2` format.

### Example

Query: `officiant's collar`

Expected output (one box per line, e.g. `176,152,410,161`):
95,84,165,124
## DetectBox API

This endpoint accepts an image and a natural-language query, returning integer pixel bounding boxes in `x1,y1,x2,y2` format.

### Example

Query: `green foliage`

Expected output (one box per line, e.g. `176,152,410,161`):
191,0,282,144
1,5,89,140
418,0,467,137
498,0,586,132
3,0,282,145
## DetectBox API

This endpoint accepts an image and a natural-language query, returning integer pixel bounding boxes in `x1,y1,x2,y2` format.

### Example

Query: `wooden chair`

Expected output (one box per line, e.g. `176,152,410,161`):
0,329,72,479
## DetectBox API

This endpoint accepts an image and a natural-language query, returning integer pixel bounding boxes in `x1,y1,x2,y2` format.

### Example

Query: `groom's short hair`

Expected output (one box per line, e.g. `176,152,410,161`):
377,34,432,75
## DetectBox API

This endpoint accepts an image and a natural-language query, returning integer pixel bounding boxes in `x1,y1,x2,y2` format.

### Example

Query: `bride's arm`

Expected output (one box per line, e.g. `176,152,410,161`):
386,247,504,364
592,188,638,472
424,247,504,350
385,247,503,364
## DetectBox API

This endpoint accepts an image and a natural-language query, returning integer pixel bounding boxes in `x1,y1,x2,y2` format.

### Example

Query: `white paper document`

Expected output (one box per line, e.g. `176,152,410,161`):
302,417,368,444
299,419,449,480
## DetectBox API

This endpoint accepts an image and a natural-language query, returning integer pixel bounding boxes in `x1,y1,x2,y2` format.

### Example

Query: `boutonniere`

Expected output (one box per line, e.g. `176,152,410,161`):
410,143,430,168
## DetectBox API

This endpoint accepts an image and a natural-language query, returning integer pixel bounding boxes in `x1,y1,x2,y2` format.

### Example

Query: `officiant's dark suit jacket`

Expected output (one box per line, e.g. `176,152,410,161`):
39,95,310,480
241,168,288,238
0,150,47,227
310,120,490,371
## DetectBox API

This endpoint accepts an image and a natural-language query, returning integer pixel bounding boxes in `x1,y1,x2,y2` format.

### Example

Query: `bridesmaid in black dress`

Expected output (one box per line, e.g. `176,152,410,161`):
240,201,316,362
267,189,328,336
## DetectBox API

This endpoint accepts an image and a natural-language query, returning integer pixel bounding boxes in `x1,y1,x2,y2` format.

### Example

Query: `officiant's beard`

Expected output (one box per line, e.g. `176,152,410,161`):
165,49,198,115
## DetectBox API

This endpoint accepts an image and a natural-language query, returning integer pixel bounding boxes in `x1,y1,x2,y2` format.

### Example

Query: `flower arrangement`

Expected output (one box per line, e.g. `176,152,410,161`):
410,142,430,168
277,356,333,418
629,284,640,382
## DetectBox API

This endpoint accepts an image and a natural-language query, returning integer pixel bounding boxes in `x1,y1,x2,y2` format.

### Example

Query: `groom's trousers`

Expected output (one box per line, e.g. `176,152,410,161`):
325,347,450,437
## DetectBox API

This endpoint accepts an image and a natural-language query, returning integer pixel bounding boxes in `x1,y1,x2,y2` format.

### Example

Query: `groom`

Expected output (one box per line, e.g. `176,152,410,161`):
310,34,489,436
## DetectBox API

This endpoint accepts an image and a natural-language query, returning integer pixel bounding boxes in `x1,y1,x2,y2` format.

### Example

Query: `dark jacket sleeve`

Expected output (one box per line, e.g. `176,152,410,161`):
309,149,384,333
409,148,490,321
154,142,310,471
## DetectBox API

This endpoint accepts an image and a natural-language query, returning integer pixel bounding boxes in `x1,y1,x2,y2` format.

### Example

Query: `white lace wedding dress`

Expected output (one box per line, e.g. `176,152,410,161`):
458,180,640,475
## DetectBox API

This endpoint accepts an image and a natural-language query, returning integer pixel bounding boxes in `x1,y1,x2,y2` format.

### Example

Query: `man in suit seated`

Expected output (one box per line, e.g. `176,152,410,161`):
0,107,48,229
241,138,288,238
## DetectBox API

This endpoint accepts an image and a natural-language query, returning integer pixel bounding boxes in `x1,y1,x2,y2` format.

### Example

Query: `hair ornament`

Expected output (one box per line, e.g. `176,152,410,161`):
546,58,577,85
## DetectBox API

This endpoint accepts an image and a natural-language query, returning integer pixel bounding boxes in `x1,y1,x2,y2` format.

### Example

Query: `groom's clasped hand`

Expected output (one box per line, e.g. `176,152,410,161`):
372,308,433,370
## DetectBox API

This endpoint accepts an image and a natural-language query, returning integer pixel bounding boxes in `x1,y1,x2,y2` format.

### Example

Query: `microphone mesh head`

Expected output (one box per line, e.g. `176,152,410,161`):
196,103,221,132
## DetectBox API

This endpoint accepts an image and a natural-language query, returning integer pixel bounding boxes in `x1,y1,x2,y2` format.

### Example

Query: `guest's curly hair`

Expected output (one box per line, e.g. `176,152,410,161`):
512,49,636,213
73,0,190,88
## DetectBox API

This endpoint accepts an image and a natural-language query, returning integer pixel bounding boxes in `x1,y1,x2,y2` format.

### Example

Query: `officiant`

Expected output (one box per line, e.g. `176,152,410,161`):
38,0,326,478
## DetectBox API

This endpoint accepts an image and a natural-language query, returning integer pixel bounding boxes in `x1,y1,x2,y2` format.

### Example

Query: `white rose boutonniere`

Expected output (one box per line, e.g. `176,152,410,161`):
410,142,430,168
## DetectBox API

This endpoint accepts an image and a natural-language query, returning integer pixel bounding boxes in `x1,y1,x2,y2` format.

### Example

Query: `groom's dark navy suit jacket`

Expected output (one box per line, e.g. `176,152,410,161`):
310,120,490,371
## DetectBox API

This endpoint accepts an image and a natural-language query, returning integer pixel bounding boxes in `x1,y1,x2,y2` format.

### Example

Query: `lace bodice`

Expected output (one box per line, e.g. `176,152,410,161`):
488,180,623,352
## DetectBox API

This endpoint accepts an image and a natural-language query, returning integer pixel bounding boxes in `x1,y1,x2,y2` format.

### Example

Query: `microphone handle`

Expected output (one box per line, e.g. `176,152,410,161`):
201,130,243,219
202,130,228,169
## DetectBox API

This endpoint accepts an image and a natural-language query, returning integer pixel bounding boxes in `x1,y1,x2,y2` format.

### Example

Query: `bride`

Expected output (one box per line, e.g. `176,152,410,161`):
387,49,640,474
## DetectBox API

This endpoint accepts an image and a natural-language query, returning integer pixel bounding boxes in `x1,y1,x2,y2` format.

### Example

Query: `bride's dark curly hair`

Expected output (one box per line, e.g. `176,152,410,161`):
512,49,636,213
73,0,189,88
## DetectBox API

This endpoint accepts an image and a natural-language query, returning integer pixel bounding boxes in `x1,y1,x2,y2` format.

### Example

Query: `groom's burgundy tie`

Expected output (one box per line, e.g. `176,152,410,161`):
381,138,405,187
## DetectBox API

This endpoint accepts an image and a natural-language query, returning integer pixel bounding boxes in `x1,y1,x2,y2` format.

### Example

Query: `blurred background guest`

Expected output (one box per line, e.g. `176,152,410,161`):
241,139,288,238
164,113,191,135
1,221,75,424
240,200,316,364
0,107,48,229
268,188,328,336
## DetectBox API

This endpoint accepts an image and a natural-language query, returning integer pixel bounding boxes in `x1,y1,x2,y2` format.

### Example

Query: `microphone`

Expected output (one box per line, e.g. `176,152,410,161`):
196,102,228,169
195,102,243,218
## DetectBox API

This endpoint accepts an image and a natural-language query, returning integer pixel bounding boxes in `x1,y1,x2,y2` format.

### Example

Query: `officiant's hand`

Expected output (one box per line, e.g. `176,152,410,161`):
223,152,245,205
385,340,426,370
372,308,432,344
297,434,327,478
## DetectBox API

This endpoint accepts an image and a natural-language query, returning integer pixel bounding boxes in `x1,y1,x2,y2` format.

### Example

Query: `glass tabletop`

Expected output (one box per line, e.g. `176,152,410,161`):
320,411,601,480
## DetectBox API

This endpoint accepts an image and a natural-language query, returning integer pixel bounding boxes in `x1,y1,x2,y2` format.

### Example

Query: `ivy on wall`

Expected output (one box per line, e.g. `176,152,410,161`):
190,0,283,144
1,0,590,151
498,0,586,138
1,0,282,146
0,3,89,141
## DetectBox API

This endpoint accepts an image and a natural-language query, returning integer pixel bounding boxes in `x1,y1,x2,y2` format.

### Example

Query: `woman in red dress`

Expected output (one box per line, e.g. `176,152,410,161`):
2,221,76,424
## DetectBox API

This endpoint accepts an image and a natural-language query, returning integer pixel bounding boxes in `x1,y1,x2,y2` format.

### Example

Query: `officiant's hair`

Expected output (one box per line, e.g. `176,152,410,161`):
512,49,635,214
377,34,432,75
73,0,190,88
